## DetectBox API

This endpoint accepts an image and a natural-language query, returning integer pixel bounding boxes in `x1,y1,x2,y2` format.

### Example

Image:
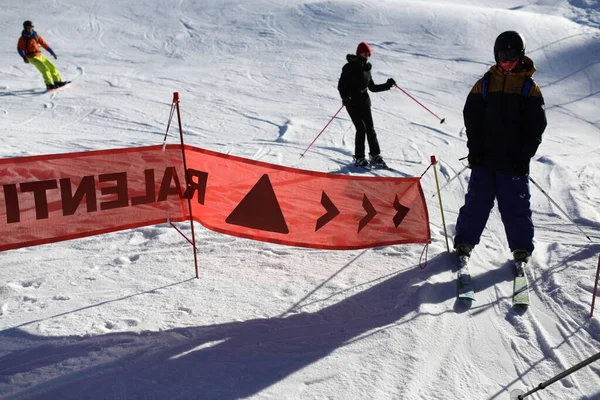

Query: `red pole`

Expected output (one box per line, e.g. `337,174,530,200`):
169,219,199,251
393,84,446,124
591,254,600,318
300,105,345,158
173,92,200,279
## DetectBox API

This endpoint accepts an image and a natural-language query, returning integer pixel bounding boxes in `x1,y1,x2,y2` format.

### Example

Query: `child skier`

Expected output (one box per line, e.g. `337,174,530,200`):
454,31,547,264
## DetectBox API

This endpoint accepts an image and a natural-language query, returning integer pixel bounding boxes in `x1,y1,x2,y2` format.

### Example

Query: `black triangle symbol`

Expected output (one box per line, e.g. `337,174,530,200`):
393,194,410,228
315,191,340,231
358,194,377,233
225,174,289,234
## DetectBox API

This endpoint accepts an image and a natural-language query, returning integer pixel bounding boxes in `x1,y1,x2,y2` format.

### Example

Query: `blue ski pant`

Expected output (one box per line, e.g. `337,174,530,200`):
454,168,534,255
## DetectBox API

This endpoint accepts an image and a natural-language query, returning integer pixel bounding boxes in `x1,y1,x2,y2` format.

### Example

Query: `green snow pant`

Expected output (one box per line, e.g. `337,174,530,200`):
29,55,61,86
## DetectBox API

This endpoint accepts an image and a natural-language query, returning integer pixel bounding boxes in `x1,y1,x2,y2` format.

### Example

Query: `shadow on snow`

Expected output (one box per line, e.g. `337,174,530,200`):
0,251,516,400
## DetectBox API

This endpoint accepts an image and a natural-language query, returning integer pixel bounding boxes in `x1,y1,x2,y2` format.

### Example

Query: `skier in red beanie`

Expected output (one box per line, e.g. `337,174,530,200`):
356,42,371,57
338,41,395,168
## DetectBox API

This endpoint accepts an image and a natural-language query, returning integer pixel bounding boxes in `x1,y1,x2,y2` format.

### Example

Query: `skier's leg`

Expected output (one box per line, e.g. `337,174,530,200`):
496,171,534,255
28,56,54,86
453,168,496,249
347,106,367,159
39,55,62,82
362,107,381,156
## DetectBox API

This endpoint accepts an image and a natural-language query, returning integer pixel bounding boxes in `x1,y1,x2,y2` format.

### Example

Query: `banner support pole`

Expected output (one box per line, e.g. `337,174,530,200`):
431,155,450,252
173,92,200,279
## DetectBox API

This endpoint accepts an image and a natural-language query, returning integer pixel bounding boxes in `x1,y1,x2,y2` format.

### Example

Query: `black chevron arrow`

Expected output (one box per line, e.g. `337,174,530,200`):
358,194,377,233
393,194,410,227
316,191,340,231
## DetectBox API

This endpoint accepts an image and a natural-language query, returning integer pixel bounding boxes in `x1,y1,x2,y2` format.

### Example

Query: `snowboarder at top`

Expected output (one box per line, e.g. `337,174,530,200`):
17,20,67,90
338,41,395,168
453,31,547,263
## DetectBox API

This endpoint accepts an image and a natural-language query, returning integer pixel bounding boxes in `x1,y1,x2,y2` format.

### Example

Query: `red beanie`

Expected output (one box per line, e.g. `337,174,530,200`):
356,42,372,56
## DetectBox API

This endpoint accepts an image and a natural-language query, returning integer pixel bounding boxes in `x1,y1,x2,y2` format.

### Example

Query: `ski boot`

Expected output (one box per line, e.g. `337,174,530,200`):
369,154,388,168
513,249,531,275
353,156,369,168
455,243,473,268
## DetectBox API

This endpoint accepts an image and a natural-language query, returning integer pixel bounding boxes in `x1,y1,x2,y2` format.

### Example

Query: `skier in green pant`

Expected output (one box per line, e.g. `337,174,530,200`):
17,20,67,90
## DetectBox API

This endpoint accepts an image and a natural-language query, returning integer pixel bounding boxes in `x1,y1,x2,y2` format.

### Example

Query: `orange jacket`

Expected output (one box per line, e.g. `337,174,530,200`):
17,30,54,59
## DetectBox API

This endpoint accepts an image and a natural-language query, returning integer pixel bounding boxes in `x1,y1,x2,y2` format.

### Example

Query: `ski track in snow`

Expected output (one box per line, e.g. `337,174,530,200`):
1,1,600,399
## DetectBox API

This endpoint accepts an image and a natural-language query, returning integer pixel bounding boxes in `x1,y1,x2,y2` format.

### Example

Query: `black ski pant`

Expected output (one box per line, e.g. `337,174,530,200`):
346,104,380,159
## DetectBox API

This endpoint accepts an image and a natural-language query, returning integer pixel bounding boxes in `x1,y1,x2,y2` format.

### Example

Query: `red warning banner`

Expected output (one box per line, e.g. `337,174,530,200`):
0,146,187,251
0,145,430,252
185,146,430,249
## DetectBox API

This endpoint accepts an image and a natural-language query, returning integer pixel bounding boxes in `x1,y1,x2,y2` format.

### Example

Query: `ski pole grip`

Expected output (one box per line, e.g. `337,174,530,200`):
430,155,437,165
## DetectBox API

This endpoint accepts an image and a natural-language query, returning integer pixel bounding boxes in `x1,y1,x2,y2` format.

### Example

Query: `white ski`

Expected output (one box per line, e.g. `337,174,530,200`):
513,261,530,307
457,255,475,301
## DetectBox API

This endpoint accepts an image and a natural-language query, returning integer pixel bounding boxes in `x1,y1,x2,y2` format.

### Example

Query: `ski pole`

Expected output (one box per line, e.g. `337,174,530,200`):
510,351,600,399
431,164,469,198
393,84,446,124
529,176,593,242
300,105,345,158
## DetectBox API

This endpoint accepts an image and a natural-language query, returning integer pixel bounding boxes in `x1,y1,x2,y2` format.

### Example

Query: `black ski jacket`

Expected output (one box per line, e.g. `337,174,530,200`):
463,56,547,174
338,54,390,108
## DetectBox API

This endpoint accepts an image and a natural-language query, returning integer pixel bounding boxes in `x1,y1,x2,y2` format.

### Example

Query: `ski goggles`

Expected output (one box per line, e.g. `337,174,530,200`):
496,49,522,62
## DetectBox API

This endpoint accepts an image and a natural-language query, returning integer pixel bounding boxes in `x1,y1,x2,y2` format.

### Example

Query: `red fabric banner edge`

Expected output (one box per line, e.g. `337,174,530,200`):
1,144,431,252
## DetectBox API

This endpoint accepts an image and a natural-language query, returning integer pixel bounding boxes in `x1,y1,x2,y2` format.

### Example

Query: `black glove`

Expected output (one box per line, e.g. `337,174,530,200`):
23,57,29,63
512,159,530,176
51,53,57,59
467,153,483,168
342,97,351,106
386,78,396,89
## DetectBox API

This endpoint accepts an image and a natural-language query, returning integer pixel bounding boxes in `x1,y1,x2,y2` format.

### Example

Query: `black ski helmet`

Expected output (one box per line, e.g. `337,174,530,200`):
23,20,34,29
494,31,526,63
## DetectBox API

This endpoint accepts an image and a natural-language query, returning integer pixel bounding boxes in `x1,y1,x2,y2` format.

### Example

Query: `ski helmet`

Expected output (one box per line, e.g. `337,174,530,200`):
494,31,526,63
23,20,34,29
356,42,372,57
